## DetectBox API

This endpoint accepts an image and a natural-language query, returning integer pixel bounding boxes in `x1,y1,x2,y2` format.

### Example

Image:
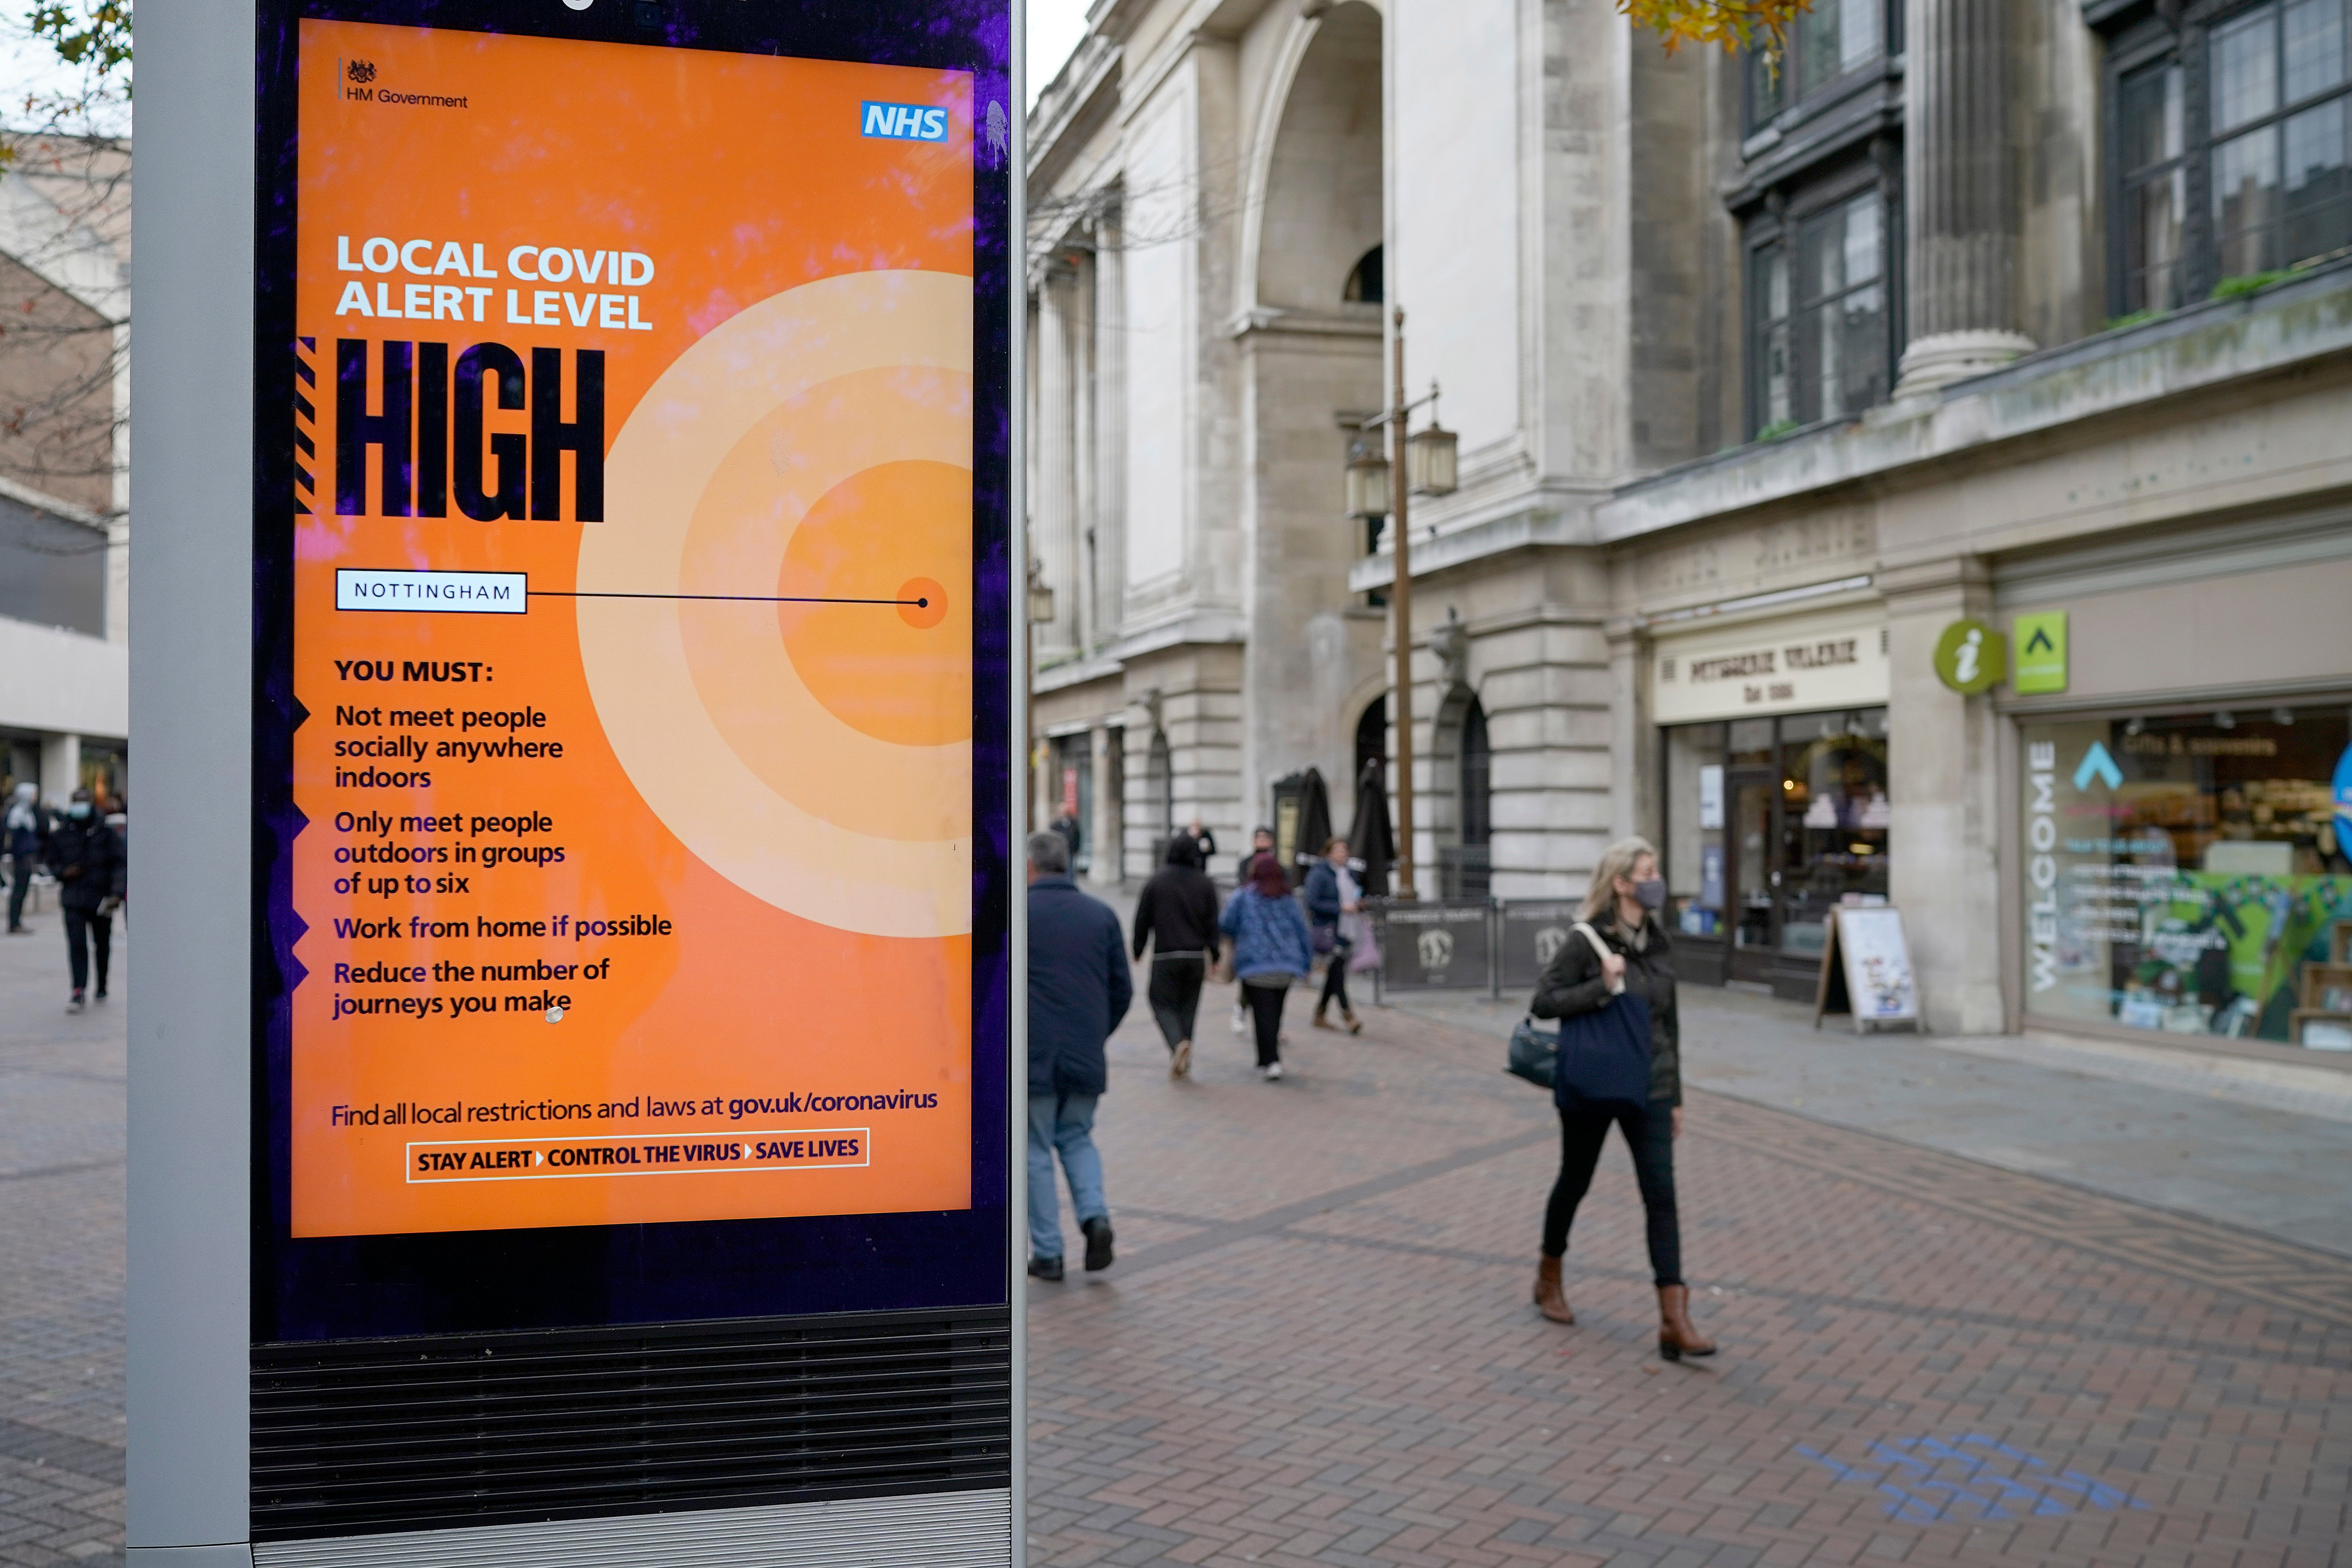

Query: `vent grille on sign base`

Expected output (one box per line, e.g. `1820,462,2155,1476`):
251,1308,1012,1542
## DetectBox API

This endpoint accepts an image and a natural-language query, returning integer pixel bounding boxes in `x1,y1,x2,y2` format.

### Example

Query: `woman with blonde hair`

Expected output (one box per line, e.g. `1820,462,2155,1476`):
1525,835,1715,1360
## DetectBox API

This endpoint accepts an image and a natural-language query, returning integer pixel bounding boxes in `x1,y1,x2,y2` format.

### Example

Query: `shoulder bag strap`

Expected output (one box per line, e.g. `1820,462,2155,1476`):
1571,921,1625,995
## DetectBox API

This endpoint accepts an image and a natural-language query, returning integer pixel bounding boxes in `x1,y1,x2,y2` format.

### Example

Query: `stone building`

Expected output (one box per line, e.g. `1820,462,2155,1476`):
0,135,131,805
1026,0,2352,1055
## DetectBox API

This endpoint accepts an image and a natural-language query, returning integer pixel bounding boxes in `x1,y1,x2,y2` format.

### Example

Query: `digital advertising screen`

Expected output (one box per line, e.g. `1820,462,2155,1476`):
252,0,1015,1342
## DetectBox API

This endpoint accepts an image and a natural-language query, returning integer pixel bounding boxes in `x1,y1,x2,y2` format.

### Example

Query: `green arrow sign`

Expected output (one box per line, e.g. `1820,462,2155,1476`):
2013,611,2067,694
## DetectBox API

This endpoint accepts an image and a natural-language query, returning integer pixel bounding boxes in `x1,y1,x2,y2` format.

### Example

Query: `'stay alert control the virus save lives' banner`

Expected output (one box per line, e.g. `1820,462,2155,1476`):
290,21,975,1238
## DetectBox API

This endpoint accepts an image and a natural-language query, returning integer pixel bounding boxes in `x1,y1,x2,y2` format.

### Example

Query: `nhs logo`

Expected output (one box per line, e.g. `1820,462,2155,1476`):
861,101,949,142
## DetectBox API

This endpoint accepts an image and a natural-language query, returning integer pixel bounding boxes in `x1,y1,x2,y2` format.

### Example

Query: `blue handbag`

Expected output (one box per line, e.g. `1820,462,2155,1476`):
1505,1016,1558,1088
1550,923,1653,1111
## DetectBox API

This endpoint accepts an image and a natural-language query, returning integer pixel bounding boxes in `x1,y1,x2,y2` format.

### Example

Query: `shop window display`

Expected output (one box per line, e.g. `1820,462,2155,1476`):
2021,704,2352,1049
1665,708,1889,988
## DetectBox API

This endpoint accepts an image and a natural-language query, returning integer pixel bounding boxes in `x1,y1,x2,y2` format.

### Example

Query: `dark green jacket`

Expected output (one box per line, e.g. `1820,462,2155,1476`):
1528,906,1681,1105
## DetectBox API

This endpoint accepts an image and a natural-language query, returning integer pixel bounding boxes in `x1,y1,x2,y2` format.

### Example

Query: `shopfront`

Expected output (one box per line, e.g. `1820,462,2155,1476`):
2019,703,2352,1049
1653,602,1891,998
2000,524,2352,1055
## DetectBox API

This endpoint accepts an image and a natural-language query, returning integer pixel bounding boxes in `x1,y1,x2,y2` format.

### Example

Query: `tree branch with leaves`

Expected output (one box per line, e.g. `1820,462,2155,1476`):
1617,0,1810,52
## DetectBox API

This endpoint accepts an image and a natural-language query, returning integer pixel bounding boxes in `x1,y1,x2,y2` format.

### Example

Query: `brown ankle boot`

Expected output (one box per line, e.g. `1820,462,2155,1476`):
1533,1257,1574,1323
1312,1001,1335,1030
1656,1284,1716,1360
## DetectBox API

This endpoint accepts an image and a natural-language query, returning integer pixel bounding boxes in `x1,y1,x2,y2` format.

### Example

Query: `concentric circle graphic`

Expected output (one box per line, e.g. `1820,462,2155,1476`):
580,270,972,938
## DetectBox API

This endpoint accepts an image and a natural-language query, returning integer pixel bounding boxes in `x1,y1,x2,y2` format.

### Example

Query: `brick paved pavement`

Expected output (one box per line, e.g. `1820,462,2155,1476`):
0,900,125,1568
1027,980,2351,1568
7,905,2349,1568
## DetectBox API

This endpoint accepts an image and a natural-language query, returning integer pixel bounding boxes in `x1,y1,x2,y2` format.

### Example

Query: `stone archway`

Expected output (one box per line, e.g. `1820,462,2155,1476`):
1236,0,1389,841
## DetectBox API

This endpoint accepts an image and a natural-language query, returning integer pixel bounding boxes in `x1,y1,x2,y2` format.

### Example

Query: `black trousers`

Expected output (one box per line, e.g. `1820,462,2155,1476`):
7,853,32,929
63,906,112,995
1242,979,1290,1066
1316,942,1352,1015
1541,1096,1681,1287
1147,954,1206,1050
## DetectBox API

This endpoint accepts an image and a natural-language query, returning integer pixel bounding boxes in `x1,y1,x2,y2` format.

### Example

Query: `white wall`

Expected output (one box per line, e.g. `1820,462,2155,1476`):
1391,0,1521,466
1123,88,1193,592
0,614,128,739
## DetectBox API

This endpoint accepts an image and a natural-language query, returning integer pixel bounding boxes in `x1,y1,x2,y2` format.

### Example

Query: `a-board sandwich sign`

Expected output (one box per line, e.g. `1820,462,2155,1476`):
246,0,1017,1554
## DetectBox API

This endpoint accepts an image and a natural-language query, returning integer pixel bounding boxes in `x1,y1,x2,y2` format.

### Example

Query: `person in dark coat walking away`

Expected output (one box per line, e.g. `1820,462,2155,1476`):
1302,836,1363,1034
4,781,41,934
1219,853,1313,1080
1526,835,1714,1360
1026,830,1132,1280
1132,833,1221,1078
48,787,124,1013
1184,816,1217,865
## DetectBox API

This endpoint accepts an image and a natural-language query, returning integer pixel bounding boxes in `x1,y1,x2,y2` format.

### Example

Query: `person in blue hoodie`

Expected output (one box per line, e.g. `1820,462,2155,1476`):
4,781,42,935
1219,852,1313,1081
1025,830,1132,1281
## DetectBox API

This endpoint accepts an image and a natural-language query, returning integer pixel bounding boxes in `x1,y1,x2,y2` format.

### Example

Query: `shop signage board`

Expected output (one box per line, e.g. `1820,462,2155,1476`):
1813,906,1919,1032
1932,618,2007,694
2011,611,2069,694
134,0,1020,1561
1651,606,1890,725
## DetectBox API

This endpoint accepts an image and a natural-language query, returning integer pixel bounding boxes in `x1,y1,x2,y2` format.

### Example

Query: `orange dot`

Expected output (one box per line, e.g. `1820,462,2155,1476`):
899,577,946,629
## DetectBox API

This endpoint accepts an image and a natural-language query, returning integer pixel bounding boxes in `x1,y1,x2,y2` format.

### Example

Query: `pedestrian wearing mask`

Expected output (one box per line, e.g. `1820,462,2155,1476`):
1024,830,1131,1280
4,781,40,934
49,787,125,1013
1219,852,1313,1081
1131,833,1221,1078
1526,835,1715,1361
1302,837,1363,1034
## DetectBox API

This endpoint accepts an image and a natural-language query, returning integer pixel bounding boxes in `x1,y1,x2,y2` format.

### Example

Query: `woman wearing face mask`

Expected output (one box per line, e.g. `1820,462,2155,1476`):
49,786,125,1013
1525,835,1714,1361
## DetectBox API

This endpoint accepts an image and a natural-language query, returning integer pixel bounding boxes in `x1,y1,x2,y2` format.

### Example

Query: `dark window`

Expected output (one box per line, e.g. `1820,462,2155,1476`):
1746,0,1893,132
1343,244,1383,304
2107,0,2352,314
1748,186,1892,434
1459,698,1491,850
2118,58,2189,310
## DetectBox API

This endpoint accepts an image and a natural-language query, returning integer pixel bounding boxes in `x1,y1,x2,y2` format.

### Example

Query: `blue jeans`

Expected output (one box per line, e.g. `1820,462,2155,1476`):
1027,1091,1106,1260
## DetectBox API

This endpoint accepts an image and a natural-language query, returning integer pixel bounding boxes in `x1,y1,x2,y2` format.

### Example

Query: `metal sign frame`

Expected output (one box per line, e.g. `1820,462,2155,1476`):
130,1,1025,1561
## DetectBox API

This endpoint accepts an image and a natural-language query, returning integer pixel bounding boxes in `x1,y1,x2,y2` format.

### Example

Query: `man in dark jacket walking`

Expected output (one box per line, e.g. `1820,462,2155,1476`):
48,787,124,1012
1026,830,1132,1280
1131,833,1221,1077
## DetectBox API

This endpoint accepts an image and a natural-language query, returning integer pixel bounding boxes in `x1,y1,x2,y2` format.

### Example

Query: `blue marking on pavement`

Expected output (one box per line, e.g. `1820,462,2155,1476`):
1795,1434,2149,1523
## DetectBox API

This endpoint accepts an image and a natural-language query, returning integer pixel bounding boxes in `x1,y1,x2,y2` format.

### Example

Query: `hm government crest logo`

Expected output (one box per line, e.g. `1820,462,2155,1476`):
346,59,376,85
1416,928,1454,973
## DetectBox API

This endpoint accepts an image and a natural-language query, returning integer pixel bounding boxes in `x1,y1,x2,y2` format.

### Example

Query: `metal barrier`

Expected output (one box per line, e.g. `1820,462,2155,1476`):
1367,899,1495,1000
1365,897,1589,1003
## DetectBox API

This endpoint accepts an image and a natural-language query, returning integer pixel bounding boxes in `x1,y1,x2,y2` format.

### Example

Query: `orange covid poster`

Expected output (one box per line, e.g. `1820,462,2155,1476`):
289,20,975,1237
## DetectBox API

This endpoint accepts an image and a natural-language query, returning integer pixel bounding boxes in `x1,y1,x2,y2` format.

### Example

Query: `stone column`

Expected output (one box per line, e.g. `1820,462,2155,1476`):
40,732,81,806
1090,233,1126,646
1895,0,2036,393
1033,268,1079,658
1882,558,2006,1034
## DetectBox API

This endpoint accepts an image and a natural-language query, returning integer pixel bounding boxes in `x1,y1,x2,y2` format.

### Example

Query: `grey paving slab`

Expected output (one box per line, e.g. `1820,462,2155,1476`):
1389,983,2352,1260
0,902,126,1568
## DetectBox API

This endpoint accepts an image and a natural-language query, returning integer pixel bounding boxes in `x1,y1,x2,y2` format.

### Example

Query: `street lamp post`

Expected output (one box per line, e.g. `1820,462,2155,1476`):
1344,304,1456,901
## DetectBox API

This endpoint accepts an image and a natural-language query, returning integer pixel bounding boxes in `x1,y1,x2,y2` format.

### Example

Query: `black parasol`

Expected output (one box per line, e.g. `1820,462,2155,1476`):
1347,757,1393,898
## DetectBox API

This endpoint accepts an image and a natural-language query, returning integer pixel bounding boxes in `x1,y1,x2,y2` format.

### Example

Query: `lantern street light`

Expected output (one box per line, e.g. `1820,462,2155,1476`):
1025,559,1056,832
1345,305,1457,900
